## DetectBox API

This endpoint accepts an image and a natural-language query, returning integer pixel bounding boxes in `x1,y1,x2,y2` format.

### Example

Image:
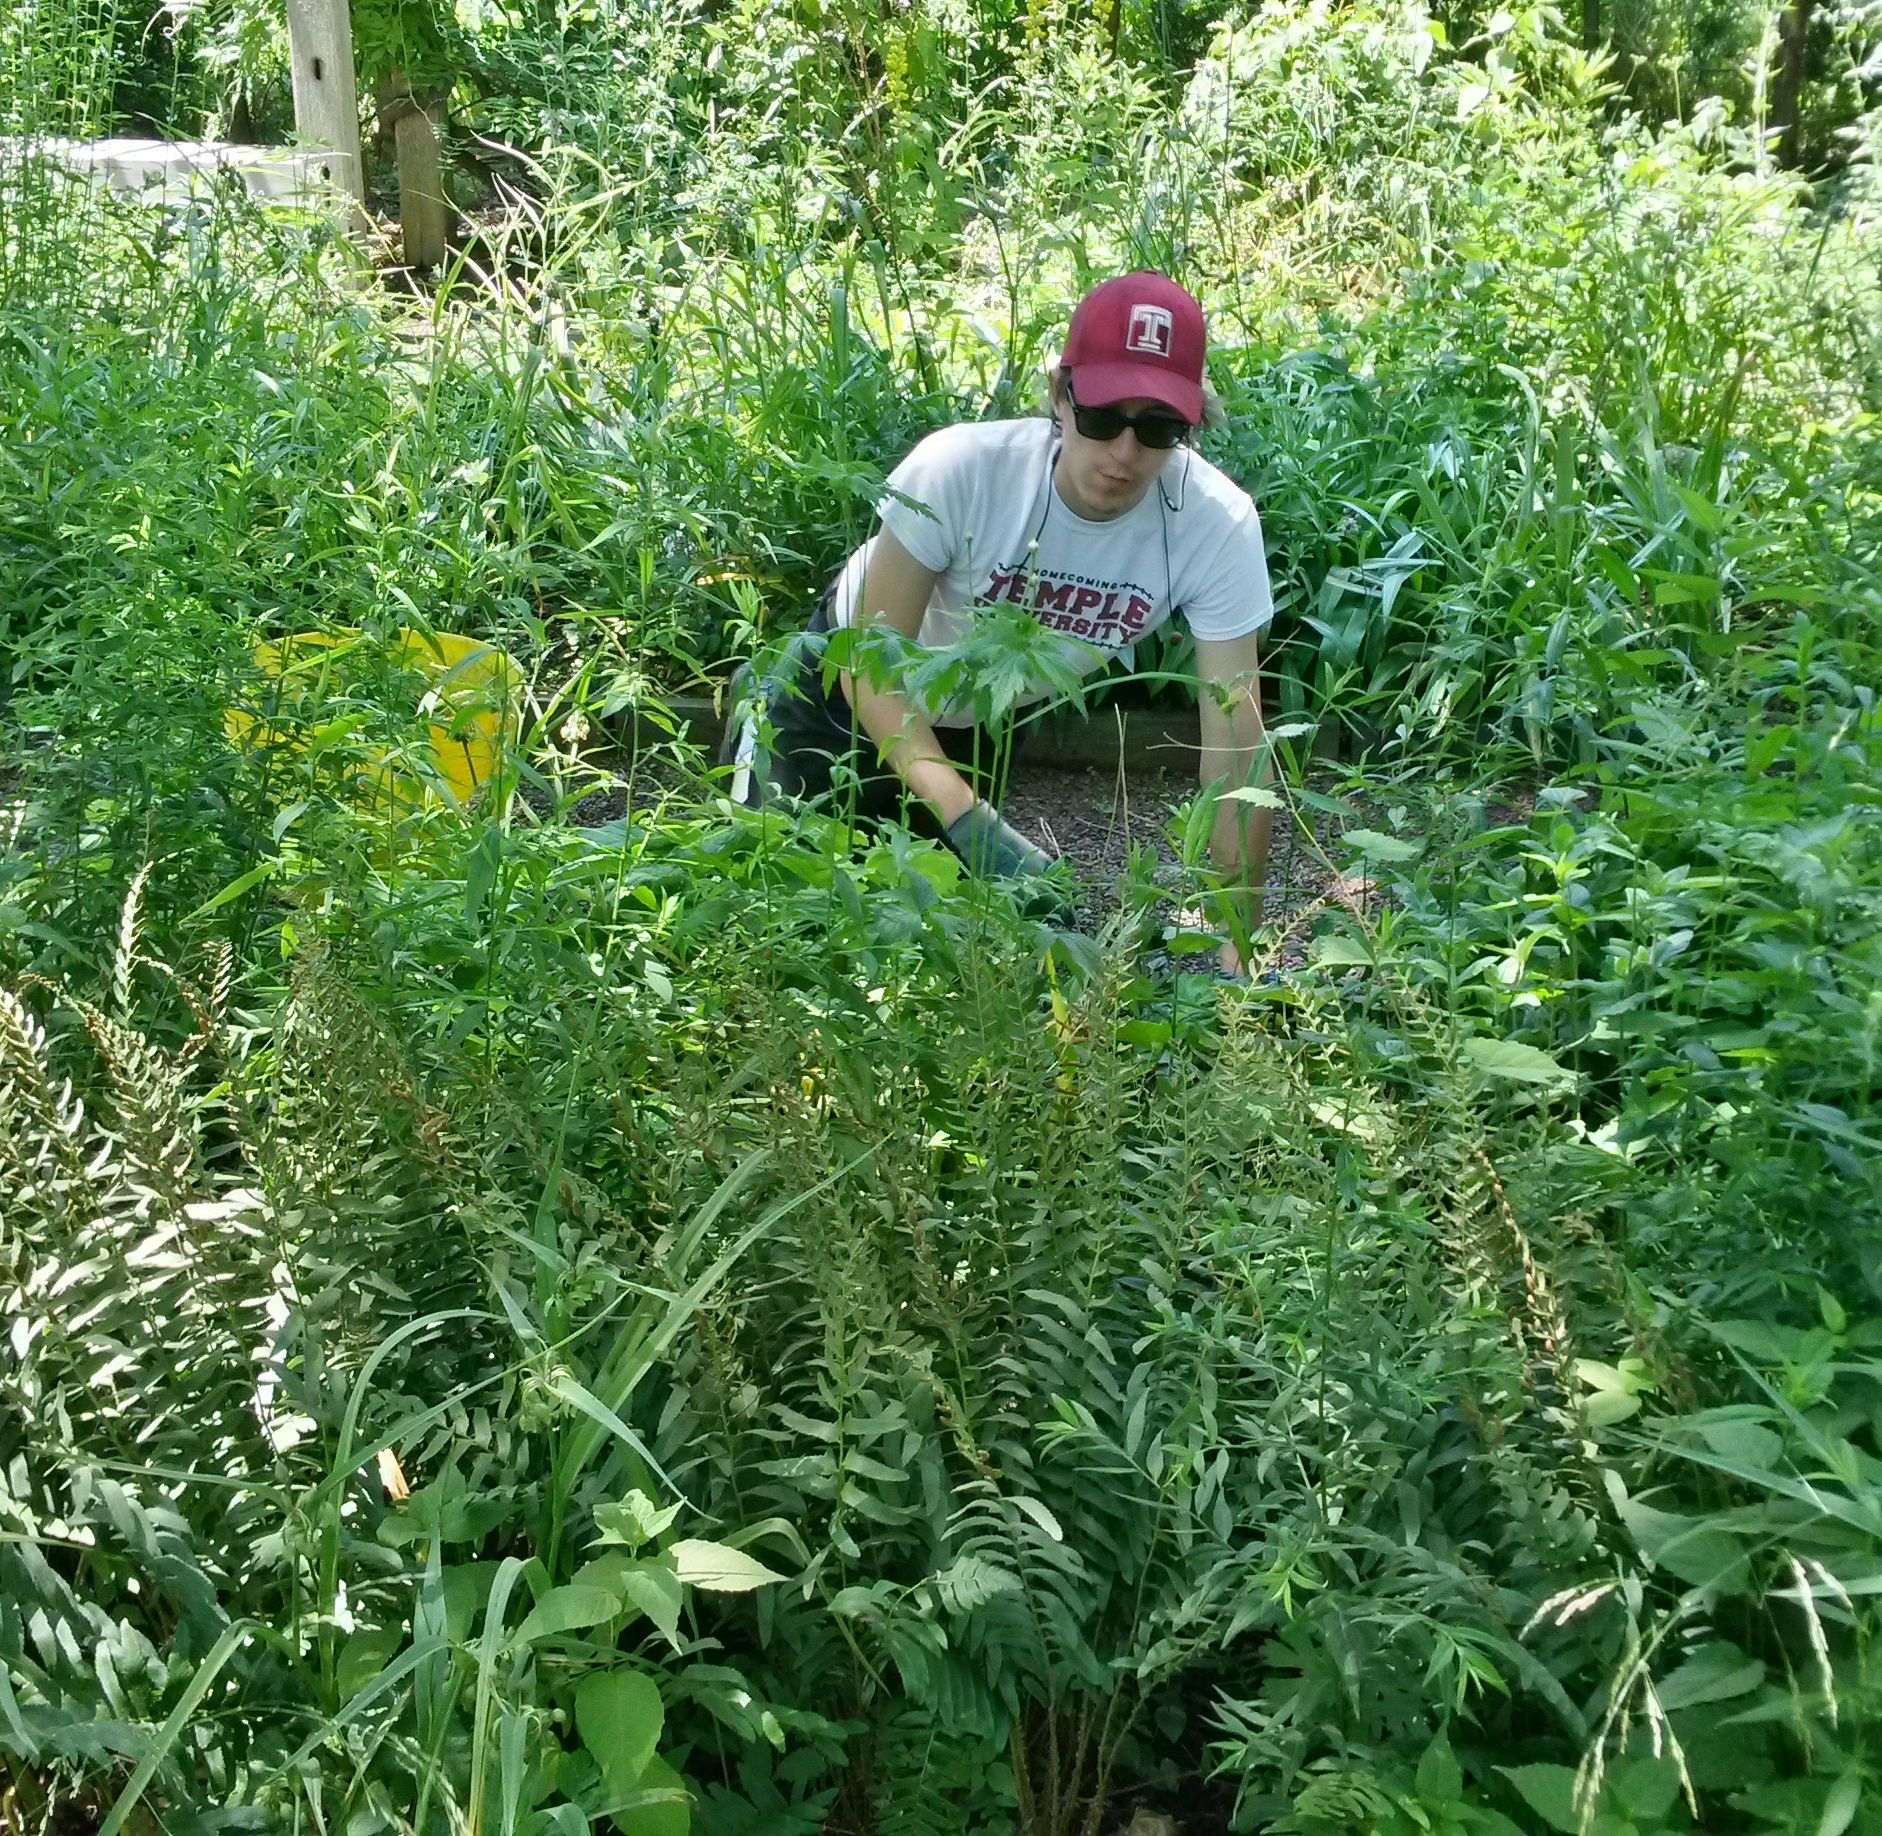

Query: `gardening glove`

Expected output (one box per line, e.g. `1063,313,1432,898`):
945,800,1052,878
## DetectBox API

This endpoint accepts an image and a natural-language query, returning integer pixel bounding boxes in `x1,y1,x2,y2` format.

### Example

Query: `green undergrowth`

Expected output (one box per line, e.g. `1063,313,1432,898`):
0,793,1678,1829
5,0,1882,1825
5,598,1882,1827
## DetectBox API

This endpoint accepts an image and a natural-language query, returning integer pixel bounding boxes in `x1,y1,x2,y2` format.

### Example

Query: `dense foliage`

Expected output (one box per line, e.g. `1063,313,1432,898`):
3,0,1881,1830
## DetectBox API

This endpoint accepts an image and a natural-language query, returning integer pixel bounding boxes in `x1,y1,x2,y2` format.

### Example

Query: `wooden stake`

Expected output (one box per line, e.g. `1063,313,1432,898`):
285,0,364,201
378,72,453,271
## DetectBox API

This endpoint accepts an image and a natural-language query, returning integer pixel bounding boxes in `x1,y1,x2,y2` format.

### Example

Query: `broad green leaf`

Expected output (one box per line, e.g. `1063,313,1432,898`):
1582,1389,1642,1426
1574,1359,1645,1394
1608,1754,1681,1821
337,1627,402,1700
576,1668,664,1804
1575,1358,1654,1424
1341,828,1422,862
1313,934,1375,967
1818,1769,1864,1836
1163,927,1222,956
1220,785,1284,808
903,845,962,895
610,1752,690,1836
1705,1319,1812,1362
618,1562,685,1648
1416,1731,1463,1803
670,1539,786,1592
1609,1485,1752,1592
441,1562,504,1643
512,1583,623,1649
1670,481,1726,531
1654,1643,1764,1713
571,1554,685,1648
1736,1776,1855,1822
1498,1763,1583,1834
1693,1412,1784,1471
1644,570,1723,604
1463,1037,1575,1088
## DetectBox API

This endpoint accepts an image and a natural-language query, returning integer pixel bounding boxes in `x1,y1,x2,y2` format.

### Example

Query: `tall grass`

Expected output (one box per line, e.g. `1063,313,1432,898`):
8,0,1875,766
0,0,129,307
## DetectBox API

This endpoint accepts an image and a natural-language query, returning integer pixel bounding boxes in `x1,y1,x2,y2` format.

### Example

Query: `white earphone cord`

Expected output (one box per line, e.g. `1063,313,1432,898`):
1007,428,1182,617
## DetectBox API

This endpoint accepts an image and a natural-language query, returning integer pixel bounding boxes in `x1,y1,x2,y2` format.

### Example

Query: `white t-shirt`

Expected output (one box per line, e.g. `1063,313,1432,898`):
829,418,1273,726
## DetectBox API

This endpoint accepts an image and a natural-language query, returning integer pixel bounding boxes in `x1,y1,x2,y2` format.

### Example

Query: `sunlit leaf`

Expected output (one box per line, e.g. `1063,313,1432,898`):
1012,1497,1063,1541
1462,1037,1575,1087
669,1539,786,1592
1341,828,1421,862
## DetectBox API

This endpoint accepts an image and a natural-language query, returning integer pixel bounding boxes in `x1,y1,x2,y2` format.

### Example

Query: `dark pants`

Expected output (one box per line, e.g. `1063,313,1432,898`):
730,600,1026,839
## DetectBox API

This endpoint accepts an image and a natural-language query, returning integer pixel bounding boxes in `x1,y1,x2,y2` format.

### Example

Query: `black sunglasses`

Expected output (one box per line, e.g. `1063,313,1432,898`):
1064,381,1192,451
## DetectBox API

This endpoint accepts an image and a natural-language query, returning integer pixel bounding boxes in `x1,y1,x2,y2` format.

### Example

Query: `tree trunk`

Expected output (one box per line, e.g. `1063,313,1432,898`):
1581,0,1599,50
1772,0,1816,168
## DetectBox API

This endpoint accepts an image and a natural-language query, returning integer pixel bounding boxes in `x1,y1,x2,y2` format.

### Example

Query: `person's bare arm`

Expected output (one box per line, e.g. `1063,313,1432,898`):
1195,631,1273,975
838,529,979,828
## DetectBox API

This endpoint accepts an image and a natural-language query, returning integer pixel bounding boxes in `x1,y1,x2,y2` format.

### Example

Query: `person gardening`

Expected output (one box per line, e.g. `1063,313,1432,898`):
729,272,1276,975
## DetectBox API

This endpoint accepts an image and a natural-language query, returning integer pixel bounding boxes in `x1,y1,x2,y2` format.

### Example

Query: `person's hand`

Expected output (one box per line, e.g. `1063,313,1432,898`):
945,801,1052,878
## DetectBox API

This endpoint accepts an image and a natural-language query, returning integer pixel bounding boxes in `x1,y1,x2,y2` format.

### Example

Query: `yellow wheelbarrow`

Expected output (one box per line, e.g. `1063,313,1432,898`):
226,627,524,816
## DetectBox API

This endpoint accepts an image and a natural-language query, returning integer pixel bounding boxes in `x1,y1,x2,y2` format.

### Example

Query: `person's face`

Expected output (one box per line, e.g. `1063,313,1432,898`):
1051,381,1188,521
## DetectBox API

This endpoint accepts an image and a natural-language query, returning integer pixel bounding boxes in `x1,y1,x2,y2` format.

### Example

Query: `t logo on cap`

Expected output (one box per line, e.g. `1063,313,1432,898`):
1126,304,1173,357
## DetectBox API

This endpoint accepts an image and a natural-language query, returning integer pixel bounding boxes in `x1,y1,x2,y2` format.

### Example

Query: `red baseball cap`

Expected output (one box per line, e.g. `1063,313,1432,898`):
1062,272,1206,425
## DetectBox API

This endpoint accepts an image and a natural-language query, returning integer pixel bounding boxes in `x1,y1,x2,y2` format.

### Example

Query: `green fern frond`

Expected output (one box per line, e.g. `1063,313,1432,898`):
111,862,151,1020
76,999,200,1217
0,988,90,1225
867,1697,1014,1836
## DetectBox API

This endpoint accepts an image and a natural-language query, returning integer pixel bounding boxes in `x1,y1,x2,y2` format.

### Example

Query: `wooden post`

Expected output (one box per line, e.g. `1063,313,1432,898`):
377,72,453,270
285,0,365,201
